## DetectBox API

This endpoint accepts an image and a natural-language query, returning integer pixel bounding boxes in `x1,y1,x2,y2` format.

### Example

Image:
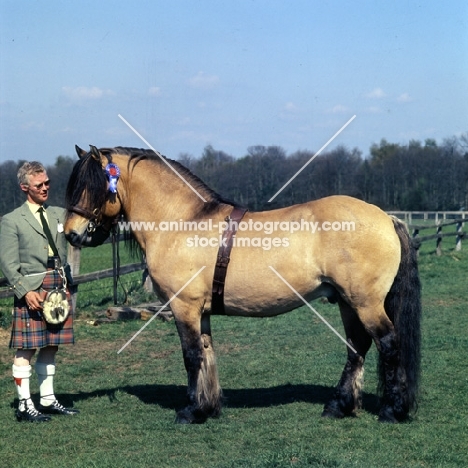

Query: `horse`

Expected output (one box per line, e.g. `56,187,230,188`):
64,145,421,424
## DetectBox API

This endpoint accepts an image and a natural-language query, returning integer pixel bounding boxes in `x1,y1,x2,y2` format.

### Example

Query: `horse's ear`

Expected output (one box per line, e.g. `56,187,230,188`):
75,145,87,159
89,145,101,161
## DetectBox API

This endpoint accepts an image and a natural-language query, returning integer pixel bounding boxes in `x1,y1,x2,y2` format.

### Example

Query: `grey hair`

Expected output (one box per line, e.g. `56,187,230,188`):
17,161,46,186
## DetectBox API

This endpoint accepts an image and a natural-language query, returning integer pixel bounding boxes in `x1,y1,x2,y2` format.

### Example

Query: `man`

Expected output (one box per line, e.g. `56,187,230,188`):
0,161,79,422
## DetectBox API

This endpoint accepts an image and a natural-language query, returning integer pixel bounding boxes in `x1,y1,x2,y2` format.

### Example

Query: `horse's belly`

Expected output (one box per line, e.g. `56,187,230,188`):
221,279,332,317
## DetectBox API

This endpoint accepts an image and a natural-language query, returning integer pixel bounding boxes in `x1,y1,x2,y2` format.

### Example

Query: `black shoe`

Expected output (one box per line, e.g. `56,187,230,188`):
38,400,79,416
16,406,51,423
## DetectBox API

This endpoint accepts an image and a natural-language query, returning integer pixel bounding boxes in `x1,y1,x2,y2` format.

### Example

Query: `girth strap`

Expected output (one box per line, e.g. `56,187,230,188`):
211,206,248,314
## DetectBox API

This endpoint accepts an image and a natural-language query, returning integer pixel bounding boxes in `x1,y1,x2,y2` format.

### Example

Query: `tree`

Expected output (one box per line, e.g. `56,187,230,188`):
0,160,24,215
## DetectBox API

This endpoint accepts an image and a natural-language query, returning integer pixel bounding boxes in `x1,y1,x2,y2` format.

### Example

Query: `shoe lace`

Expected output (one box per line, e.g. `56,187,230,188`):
51,400,66,410
25,406,42,417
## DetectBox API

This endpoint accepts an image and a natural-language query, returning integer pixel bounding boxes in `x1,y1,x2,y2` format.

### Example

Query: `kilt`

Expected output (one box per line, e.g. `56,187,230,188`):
9,269,74,349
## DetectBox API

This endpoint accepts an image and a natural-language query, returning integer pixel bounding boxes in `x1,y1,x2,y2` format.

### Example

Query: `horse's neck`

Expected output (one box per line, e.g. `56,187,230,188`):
118,157,226,222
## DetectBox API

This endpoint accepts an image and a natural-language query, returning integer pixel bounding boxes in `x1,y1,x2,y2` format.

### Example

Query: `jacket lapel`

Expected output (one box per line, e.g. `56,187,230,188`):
46,206,60,243
20,203,45,237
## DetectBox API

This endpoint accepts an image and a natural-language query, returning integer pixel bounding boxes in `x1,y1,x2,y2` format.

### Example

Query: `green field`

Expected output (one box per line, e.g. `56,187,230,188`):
0,240,467,467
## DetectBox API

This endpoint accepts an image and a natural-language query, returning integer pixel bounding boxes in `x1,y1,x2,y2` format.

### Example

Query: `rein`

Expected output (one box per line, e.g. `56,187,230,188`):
212,206,248,314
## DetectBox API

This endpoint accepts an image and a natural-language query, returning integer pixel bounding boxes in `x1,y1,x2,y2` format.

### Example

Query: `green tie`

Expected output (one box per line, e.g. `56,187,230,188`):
38,207,59,257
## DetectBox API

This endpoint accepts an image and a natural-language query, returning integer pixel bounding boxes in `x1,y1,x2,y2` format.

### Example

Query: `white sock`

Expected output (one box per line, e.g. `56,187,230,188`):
35,362,56,406
12,364,34,411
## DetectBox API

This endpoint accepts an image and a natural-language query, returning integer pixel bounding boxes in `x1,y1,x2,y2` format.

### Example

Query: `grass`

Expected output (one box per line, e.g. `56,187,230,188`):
0,241,467,467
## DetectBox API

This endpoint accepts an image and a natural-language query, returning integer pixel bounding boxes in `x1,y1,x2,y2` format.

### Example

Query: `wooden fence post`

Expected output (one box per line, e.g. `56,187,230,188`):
436,224,443,256
455,221,463,251
68,245,81,311
412,228,420,257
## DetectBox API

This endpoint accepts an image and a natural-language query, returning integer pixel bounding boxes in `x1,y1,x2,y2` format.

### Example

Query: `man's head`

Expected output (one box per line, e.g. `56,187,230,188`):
18,161,50,205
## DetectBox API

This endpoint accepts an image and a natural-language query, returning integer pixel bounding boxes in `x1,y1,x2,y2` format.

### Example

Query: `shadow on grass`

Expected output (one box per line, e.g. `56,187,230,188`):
43,383,381,416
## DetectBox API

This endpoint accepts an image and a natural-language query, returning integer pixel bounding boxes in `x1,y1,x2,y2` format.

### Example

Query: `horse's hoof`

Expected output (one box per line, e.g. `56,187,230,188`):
175,409,193,424
321,406,345,419
322,399,352,419
378,402,411,423
175,407,207,424
378,406,398,423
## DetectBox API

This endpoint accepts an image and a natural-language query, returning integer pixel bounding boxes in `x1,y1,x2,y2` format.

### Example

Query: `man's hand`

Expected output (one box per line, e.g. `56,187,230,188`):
24,290,44,311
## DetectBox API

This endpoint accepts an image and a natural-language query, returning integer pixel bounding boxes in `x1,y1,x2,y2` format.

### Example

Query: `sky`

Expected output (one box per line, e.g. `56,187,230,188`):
1,0,467,166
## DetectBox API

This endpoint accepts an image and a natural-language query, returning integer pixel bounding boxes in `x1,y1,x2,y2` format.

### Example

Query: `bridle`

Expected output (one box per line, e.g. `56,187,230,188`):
68,205,105,233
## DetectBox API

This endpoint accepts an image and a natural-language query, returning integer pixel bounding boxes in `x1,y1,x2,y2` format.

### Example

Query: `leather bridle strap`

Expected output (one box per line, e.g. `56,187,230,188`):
69,203,121,230
69,206,100,221
212,206,248,314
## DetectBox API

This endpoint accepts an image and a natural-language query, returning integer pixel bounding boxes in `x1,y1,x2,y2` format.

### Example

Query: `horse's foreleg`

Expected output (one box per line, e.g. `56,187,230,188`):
322,300,372,419
174,313,222,424
198,314,222,417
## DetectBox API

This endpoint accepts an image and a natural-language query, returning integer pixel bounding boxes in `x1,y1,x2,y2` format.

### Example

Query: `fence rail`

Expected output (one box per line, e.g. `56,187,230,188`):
0,260,146,300
388,210,468,224
388,211,467,255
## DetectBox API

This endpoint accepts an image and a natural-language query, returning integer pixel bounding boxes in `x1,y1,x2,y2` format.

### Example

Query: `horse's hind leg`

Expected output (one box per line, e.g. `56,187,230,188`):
350,304,411,423
174,313,222,424
376,325,410,423
322,300,372,418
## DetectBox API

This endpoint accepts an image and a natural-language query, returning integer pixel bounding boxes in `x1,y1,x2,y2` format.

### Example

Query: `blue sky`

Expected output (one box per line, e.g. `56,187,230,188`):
1,0,467,165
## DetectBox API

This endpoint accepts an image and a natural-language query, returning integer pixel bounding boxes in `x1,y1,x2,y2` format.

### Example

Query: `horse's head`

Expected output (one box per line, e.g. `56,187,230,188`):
65,145,123,247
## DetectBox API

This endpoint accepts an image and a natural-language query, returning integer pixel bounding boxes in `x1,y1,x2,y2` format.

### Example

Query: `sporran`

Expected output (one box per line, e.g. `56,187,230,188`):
41,289,69,324
40,267,69,325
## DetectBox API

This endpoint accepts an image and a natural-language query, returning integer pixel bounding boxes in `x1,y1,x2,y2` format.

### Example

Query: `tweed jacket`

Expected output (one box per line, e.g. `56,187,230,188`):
0,202,69,299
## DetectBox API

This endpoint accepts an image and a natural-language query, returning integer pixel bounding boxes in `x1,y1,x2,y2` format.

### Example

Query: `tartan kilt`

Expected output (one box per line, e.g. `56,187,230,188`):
9,269,74,349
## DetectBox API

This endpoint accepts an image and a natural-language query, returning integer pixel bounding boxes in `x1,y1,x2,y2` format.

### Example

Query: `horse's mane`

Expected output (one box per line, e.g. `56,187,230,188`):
103,146,236,213
65,150,108,211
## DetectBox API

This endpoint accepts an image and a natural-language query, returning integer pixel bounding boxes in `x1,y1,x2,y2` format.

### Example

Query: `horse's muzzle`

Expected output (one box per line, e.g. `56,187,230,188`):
65,230,87,247
66,226,111,248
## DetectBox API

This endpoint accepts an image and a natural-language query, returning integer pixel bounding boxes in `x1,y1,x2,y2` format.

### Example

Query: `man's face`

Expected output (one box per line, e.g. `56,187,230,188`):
21,171,50,205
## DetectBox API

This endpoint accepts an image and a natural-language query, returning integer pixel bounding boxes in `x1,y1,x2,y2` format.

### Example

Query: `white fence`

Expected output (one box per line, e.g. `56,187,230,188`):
388,211,467,255
387,211,468,224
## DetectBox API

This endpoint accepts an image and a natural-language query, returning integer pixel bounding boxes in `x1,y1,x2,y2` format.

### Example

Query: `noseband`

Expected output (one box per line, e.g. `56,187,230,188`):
69,206,105,233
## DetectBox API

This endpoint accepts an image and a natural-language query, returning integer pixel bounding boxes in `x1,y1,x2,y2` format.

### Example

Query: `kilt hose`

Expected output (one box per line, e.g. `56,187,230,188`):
9,269,74,349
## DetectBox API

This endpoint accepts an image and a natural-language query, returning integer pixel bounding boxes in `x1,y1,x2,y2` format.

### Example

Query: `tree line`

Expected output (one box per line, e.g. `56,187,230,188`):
1,135,467,217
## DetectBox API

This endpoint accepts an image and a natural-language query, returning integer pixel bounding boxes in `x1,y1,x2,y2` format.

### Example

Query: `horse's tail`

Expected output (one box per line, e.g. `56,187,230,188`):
380,217,421,411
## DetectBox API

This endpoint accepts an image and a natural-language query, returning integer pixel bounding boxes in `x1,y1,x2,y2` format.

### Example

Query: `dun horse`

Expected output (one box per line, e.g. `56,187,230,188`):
64,145,421,424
